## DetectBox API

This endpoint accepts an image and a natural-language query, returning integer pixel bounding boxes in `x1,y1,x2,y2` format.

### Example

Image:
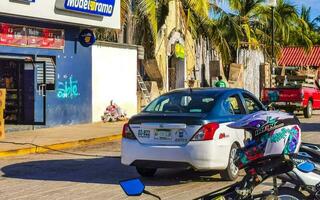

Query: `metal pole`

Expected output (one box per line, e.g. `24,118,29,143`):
271,6,275,74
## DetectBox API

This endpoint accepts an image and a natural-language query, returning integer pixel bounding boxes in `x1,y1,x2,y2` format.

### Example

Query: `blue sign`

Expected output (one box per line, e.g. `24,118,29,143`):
14,0,35,2
64,0,115,17
79,29,96,47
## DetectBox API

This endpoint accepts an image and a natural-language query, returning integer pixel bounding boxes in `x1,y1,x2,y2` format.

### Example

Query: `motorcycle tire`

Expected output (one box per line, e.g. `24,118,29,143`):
277,187,305,200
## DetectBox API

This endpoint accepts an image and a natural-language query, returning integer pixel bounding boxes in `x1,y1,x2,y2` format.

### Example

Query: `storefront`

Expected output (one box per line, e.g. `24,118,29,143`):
0,0,120,127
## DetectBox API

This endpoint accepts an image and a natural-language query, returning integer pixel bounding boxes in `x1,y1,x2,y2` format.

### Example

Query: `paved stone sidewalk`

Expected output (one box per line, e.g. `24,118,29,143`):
0,122,125,152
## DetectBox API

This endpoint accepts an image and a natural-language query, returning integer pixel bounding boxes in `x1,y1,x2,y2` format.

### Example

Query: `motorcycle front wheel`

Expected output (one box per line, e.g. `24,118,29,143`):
277,187,305,200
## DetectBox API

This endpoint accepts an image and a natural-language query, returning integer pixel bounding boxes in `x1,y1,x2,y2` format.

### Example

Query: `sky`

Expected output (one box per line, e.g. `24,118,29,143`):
219,0,320,19
291,0,320,19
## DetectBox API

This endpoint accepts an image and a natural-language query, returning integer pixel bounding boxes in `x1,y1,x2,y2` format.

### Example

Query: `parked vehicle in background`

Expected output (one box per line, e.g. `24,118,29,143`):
121,88,267,180
262,69,320,118
262,86,320,118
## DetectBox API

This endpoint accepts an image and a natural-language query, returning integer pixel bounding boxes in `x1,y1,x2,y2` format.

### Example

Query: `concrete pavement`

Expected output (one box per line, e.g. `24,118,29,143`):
298,111,320,144
0,122,125,157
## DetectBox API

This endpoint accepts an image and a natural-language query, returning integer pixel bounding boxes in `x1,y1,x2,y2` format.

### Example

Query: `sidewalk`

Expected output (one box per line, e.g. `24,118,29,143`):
0,122,125,157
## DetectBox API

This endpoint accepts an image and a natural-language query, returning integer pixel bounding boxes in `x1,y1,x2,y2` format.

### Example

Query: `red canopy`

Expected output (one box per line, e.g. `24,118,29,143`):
278,46,320,67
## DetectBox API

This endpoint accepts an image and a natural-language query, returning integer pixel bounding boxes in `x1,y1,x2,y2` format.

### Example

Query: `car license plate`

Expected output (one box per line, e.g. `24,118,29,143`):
155,129,172,140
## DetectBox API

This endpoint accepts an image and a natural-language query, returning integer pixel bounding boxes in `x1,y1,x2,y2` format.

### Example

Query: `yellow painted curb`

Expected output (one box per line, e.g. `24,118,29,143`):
0,134,122,158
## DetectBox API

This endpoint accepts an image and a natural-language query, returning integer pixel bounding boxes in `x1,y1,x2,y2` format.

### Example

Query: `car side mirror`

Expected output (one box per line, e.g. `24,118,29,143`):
119,178,145,196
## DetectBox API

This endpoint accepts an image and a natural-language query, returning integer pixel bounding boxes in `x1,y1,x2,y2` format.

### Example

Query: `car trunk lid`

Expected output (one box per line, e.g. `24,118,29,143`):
129,113,204,145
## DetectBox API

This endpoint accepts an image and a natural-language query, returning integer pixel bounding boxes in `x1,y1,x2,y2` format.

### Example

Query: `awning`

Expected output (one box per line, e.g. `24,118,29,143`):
278,46,320,67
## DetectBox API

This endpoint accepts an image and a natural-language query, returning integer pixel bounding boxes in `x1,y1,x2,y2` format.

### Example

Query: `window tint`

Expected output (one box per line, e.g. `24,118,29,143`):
243,94,262,114
144,93,216,113
224,96,242,115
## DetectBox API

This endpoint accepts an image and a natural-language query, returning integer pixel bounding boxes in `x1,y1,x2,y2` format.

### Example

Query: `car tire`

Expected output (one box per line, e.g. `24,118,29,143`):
220,143,239,181
303,100,313,118
136,167,157,177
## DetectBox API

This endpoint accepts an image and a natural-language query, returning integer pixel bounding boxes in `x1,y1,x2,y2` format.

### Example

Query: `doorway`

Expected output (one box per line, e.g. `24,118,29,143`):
168,56,185,90
0,58,46,125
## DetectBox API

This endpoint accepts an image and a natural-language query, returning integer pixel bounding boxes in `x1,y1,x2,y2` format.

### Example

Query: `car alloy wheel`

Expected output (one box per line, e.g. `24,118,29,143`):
229,147,239,177
220,143,239,181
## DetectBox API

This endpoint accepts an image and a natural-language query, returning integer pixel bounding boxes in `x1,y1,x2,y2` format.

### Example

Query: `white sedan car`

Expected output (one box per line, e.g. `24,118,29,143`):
121,88,266,180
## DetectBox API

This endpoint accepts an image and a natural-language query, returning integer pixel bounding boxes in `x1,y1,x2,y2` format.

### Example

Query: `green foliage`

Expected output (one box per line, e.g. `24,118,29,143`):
96,0,320,64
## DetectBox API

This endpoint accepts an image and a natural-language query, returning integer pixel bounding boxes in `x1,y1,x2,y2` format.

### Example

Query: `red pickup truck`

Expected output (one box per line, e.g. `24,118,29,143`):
262,85,320,118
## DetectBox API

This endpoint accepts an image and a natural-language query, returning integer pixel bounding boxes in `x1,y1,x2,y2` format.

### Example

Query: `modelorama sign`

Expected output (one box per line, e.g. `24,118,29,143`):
0,1,120,29
0,23,64,49
64,0,115,17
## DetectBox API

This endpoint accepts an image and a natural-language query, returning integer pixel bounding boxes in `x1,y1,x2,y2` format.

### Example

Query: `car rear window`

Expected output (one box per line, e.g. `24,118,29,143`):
143,93,216,113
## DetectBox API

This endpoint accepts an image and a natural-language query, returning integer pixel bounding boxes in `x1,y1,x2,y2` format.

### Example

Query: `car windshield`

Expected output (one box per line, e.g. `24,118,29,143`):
143,93,216,113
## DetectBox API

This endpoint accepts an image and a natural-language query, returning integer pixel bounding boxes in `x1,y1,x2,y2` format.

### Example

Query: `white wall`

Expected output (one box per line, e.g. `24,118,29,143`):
239,49,265,98
92,44,137,122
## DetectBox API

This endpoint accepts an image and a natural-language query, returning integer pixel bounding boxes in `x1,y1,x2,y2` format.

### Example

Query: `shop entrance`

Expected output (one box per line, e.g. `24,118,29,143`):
168,56,185,90
0,58,46,125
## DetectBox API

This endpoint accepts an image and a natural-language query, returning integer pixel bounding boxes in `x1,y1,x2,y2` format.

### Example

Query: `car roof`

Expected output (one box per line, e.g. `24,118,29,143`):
163,88,245,96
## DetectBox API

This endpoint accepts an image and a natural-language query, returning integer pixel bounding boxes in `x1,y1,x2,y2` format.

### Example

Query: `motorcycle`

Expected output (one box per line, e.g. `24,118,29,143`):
277,143,320,200
119,155,302,200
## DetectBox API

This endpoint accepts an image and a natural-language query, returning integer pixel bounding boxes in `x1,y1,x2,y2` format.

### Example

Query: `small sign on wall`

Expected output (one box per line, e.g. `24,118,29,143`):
0,23,65,49
78,29,96,47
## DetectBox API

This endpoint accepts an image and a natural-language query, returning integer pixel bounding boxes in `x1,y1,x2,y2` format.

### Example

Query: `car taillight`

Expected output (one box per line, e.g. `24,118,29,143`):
191,123,219,141
122,123,136,140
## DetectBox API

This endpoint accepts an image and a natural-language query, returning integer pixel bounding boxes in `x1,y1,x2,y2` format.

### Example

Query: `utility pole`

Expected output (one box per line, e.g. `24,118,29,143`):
271,5,275,74
267,0,277,74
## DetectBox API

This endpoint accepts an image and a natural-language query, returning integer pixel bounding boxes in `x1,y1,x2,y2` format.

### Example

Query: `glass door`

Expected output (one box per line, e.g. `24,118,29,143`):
23,62,46,125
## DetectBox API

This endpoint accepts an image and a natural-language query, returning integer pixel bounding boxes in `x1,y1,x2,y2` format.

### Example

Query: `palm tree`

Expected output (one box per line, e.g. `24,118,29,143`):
299,5,320,44
300,5,320,31
220,0,314,61
264,0,312,56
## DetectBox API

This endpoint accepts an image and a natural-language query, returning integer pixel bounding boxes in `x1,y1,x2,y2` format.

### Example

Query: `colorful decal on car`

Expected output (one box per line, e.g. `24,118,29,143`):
283,126,300,154
270,128,288,143
255,116,284,136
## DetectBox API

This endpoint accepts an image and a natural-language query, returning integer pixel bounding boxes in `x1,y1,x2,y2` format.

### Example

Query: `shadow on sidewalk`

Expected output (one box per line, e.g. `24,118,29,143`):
1,156,222,187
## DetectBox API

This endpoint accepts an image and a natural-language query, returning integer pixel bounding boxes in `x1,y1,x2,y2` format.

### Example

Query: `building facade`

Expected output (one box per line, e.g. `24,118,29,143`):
0,0,121,127
143,0,197,94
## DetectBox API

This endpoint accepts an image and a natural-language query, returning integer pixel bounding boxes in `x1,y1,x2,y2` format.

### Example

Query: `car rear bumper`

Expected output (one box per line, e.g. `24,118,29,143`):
269,102,304,110
121,138,231,170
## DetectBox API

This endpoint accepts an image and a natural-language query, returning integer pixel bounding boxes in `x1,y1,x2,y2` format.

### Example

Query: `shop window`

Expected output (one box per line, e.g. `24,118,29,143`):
35,56,56,90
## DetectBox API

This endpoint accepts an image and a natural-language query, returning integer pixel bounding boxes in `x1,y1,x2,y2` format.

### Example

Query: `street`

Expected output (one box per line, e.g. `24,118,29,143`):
0,113,319,200
0,0,320,199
